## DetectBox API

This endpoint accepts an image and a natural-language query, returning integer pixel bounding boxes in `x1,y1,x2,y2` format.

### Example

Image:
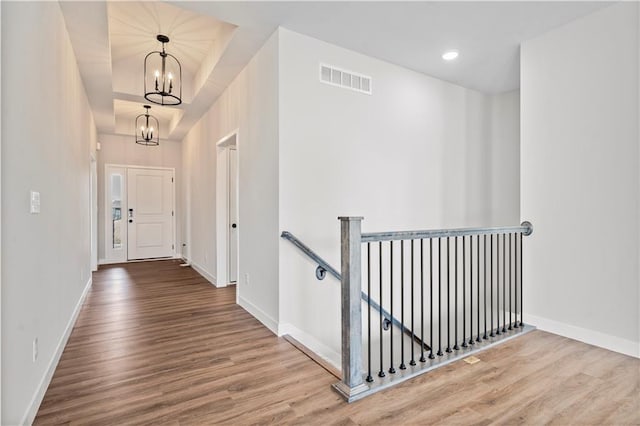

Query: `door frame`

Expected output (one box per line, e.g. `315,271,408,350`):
227,147,238,284
215,130,239,289
90,154,98,271
102,164,176,264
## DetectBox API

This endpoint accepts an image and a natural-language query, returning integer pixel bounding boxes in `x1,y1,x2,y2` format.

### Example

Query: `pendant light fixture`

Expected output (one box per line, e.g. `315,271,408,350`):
135,105,159,146
144,34,182,106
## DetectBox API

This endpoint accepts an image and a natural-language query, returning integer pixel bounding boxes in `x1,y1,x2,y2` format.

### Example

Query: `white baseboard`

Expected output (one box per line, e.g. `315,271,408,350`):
238,296,278,335
99,257,180,266
188,260,219,287
278,323,341,370
21,276,93,425
526,313,639,358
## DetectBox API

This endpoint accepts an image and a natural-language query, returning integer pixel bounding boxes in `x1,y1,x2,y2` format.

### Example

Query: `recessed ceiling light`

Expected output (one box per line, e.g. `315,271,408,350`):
442,50,459,61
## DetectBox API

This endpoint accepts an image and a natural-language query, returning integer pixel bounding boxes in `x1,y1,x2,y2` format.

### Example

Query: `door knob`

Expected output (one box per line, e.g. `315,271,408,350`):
231,223,237,228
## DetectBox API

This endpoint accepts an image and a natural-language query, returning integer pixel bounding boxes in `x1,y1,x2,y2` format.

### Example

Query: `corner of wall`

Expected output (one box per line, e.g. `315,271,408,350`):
20,278,93,425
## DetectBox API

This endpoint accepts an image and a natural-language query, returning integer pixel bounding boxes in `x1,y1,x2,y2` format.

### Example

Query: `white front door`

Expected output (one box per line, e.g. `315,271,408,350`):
127,168,174,260
228,148,238,283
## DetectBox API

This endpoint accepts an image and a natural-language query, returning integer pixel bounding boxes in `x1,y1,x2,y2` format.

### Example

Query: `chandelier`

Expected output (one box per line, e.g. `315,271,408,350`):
135,105,159,146
144,34,182,106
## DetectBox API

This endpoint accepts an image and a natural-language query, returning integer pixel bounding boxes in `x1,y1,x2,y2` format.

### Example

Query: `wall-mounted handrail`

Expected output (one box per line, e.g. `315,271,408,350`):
280,231,429,350
361,221,533,243
281,231,340,280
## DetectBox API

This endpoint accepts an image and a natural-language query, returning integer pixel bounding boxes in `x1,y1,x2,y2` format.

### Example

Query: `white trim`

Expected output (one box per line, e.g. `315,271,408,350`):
104,163,175,171
278,323,341,370
103,164,177,263
215,130,240,294
98,255,182,266
97,132,182,145
90,155,98,271
238,296,278,335
216,128,240,148
0,2,3,415
21,277,93,426
98,257,179,266
189,259,219,287
227,147,238,284
215,149,229,287
104,165,128,263
526,313,640,358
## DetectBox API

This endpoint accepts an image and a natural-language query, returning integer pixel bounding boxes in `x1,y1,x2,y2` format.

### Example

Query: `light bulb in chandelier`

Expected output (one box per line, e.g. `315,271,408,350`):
144,34,182,106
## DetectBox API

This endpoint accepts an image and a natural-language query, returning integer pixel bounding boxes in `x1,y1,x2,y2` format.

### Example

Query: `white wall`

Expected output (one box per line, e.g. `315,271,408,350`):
97,133,183,262
277,29,520,365
490,90,520,225
181,31,280,329
521,2,639,357
1,2,97,423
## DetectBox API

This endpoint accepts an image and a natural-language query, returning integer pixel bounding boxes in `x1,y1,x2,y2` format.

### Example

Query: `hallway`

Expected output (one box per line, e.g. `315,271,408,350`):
35,261,639,425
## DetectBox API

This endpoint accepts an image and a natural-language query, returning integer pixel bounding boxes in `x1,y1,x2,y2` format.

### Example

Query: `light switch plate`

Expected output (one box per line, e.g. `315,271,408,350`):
30,191,41,214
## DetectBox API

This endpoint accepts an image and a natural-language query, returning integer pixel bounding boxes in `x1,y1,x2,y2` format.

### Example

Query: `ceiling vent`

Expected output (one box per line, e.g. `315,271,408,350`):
320,63,372,95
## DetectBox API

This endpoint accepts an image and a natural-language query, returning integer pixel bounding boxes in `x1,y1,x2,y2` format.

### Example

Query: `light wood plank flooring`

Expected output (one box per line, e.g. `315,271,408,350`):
35,260,639,425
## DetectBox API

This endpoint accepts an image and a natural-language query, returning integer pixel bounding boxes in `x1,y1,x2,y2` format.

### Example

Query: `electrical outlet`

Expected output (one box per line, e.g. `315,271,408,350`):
33,338,38,363
244,273,250,286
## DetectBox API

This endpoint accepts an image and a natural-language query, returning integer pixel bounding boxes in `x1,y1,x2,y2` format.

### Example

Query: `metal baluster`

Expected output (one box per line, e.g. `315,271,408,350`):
366,242,373,382
437,237,443,356
514,232,519,328
476,235,481,343
400,241,406,370
420,239,426,362
490,234,495,337
462,236,468,348
496,234,501,335
483,234,488,339
429,239,435,359
502,233,507,333
509,233,513,330
454,236,460,350
378,242,385,377
520,232,524,327
389,241,396,373
469,235,474,345
410,239,416,365
446,237,452,352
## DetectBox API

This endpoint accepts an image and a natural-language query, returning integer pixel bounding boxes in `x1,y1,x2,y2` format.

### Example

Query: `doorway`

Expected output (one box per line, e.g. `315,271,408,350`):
104,165,175,263
227,147,238,283
215,131,239,287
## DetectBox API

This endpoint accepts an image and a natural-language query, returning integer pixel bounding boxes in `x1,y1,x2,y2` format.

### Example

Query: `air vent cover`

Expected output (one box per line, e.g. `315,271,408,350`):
320,63,372,95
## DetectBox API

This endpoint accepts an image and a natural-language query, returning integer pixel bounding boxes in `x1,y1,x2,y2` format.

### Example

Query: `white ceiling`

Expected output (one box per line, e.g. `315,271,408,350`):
60,1,612,142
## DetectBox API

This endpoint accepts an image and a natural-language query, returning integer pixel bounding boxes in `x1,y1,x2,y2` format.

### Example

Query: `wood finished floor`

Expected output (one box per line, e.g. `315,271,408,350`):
35,260,640,425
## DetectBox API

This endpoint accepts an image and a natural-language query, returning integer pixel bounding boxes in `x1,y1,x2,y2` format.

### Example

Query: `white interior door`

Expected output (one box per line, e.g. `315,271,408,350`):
228,149,238,283
127,168,174,260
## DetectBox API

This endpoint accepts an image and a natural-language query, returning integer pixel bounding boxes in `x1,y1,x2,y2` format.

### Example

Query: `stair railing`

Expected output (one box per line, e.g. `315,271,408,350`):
334,217,534,402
